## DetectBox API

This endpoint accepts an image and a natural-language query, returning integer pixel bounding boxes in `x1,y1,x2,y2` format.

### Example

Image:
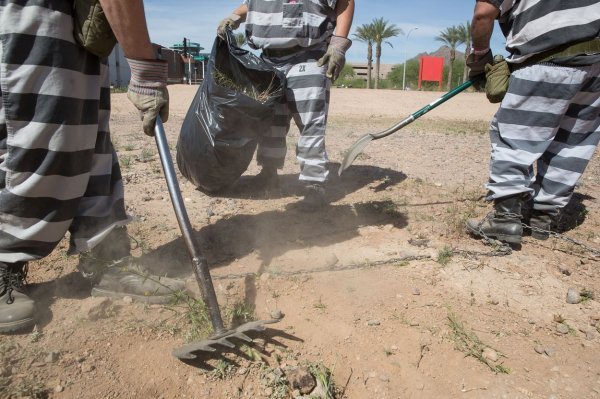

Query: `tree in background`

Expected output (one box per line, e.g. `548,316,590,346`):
435,26,465,90
371,18,402,89
457,21,471,83
352,23,375,89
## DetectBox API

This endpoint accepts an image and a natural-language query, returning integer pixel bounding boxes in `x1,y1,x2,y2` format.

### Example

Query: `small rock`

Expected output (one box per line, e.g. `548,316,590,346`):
81,363,95,373
378,374,390,382
260,273,270,282
237,367,248,375
54,385,64,393
264,387,273,396
80,297,114,321
367,319,381,326
545,347,556,357
534,344,545,354
482,348,499,362
566,288,582,304
122,296,133,304
285,366,316,395
270,309,283,319
45,351,60,363
556,323,570,334
412,288,421,296
558,266,571,276
324,254,339,267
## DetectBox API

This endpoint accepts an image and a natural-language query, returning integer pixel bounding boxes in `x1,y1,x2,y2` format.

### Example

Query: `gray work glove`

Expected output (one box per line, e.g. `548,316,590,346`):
126,58,169,136
317,35,352,81
467,49,493,90
217,14,242,39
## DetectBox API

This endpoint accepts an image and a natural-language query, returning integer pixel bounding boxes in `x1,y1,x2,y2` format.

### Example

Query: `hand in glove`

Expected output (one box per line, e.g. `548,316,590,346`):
217,14,242,39
126,58,169,136
466,49,494,90
317,36,352,81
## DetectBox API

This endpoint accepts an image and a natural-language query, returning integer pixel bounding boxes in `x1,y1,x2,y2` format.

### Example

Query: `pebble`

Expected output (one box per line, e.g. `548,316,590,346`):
379,375,390,382
544,347,556,357
45,351,60,363
54,385,64,393
260,273,270,282
412,288,421,296
237,367,248,375
81,364,95,373
556,323,570,334
482,348,499,362
534,344,545,354
566,288,582,304
270,309,283,319
367,319,381,326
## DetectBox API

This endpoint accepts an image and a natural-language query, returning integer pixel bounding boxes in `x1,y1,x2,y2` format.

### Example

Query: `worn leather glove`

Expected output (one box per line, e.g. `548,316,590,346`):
217,14,241,39
317,35,352,81
126,58,169,136
467,49,494,90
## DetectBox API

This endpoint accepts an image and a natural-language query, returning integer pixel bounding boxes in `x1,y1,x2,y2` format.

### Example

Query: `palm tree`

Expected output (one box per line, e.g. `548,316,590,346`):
435,26,465,90
235,32,247,48
352,24,375,89
458,21,471,83
371,18,402,89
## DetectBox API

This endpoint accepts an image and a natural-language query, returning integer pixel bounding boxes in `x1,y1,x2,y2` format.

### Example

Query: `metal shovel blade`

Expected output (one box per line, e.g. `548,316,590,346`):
338,133,374,176
172,318,282,360
338,79,476,176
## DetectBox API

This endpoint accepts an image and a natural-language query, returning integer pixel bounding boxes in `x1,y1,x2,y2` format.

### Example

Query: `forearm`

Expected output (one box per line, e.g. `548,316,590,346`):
471,0,499,50
99,0,154,59
232,4,248,22
334,0,354,38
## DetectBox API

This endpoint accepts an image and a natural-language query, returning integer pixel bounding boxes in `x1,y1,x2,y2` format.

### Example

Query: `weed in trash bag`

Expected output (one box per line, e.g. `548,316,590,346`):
214,68,280,104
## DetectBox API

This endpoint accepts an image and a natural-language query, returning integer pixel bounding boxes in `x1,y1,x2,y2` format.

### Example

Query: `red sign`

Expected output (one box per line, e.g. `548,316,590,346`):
418,56,444,90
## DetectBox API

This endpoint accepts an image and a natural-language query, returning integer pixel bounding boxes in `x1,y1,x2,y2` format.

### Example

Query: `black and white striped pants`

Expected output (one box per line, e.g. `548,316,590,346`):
487,62,600,212
0,0,129,263
258,47,331,183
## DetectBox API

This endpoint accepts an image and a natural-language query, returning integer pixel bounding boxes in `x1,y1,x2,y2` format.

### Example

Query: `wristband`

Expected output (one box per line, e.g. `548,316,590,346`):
471,47,490,56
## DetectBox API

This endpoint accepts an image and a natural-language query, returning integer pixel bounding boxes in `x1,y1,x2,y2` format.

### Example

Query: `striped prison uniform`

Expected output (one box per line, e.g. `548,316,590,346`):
484,0,600,212
0,0,129,263
244,0,337,183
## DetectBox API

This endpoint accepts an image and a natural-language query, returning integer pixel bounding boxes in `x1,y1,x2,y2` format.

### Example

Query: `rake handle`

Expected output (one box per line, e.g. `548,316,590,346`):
370,79,475,140
154,116,226,334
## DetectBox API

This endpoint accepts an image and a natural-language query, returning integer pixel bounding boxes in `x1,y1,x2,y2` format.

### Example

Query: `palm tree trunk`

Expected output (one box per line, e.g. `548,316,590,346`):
447,49,455,90
463,43,470,83
375,43,381,89
367,44,373,89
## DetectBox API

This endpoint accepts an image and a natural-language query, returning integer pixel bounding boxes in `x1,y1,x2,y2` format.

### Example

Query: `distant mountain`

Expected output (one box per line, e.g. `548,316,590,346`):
413,46,466,64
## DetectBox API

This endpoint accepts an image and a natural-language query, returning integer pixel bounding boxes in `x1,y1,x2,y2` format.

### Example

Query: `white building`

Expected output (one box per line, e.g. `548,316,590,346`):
107,44,130,88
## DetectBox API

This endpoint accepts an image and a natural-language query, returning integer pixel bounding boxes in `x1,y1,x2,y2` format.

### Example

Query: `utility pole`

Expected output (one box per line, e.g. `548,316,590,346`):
402,27,418,91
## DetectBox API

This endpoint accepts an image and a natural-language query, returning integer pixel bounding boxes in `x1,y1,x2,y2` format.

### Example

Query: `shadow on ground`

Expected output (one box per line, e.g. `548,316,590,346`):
140,199,408,279
203,162,407,201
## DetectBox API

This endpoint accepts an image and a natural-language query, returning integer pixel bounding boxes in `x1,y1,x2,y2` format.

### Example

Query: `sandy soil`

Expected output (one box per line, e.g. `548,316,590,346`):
2,85,599,399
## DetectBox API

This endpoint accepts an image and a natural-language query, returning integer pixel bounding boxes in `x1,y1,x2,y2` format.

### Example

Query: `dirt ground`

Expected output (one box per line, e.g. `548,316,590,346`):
2,85,599,399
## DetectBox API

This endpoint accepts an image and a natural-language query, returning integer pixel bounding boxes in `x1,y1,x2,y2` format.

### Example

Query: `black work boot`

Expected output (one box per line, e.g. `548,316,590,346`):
0,262,35,333
466,196,523,247
528,209,559,240
294,183,327,212
78,227,186,304
254,166,279,190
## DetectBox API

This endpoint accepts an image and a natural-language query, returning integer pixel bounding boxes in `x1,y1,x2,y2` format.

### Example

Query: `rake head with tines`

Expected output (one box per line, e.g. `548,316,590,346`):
153,116,282,361
172,318,281,360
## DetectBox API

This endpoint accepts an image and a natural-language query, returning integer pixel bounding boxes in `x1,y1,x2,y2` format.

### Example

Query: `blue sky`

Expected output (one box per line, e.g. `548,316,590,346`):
144,1,507,65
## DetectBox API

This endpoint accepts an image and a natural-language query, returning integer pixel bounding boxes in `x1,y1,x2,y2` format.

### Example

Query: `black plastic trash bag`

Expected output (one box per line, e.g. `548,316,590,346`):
176,30,286,193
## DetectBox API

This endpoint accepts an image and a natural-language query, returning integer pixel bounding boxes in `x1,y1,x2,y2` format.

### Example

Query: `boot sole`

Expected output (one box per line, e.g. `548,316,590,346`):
0,317,35,333
91,287,173,305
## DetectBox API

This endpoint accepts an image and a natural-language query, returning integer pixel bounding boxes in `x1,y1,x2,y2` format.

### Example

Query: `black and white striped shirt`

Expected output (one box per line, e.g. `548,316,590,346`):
243,0,337,50
489,0,600,63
